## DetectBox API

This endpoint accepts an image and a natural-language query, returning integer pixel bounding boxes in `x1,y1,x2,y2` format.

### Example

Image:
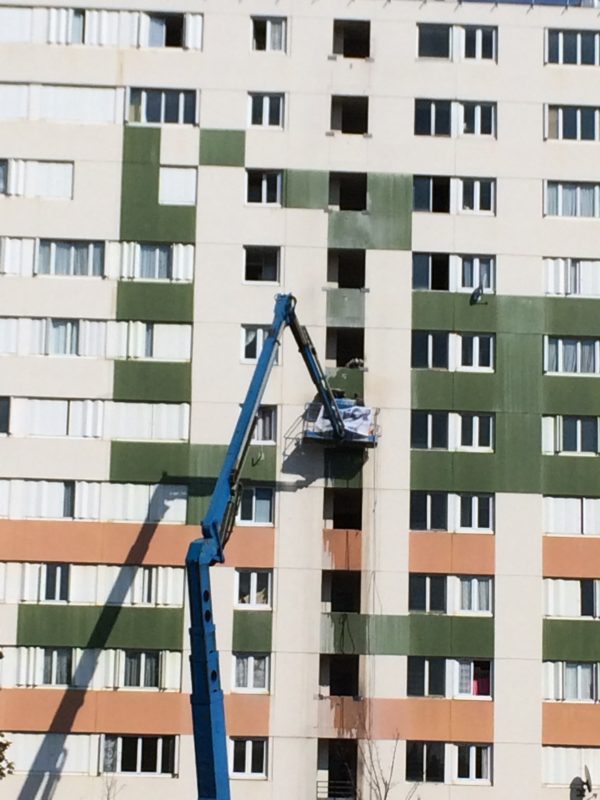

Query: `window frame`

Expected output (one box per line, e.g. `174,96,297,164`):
232,653,270,693
43,562,70,602
127,87,197,126
36,239,105,277
458,576,493,614
546,29,600,67
251,16,286,53
235,569,272,609
42,646,73,686
237,486,274,525
251,406,277,444
243,246,280,284
455,743,492,783
102,734,177,775
462,26,497,61
246,170,283,206
241,325,278,364
248,93,284,128
460,177,496,214
456,333,495,371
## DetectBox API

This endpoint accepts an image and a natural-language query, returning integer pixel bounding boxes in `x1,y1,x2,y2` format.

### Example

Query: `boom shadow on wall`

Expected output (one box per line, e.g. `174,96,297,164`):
16,479,181,800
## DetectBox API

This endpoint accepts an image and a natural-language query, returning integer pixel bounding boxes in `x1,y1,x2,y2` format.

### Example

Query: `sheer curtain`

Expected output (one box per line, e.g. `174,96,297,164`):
581,340,596,373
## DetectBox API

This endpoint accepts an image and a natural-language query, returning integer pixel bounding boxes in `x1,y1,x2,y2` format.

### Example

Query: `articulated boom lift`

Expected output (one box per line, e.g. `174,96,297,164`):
185,293,378,800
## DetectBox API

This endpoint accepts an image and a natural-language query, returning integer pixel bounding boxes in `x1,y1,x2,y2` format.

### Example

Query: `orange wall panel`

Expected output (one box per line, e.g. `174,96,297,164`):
224,694,270,737
322,529,362,571
543,703,600,746
544,537,600,579
409,532,495,575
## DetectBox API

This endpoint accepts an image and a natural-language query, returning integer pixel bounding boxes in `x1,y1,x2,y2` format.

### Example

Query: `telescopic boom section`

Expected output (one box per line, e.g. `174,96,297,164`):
185,293,349,800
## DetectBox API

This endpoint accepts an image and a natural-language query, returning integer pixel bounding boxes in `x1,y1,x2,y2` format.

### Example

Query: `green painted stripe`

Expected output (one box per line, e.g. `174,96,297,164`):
321,613,494,658
544,619,600,661
326,289,365,328
232,610,272,652
284,170,328,209
199,129,245,167
116,282,193,323
17,605,183,650
113,361,191,402
324,447,366,489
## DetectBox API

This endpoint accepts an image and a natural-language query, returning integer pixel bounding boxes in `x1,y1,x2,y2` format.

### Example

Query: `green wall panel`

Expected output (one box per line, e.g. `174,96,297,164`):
18,605,183,650
120,127,195,244
410,292,600,495
544,620,600,661
326,289,365,328
232,611,272,652
325,367,364,398
325,448,366,489
328,174,412,250
113,361,191,402
116,282,193,323
321,613,493,656
284,170,329,209
200,129,245,167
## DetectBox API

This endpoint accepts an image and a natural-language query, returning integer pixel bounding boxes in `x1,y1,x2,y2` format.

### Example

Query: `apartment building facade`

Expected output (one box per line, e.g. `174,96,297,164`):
0,0,599,797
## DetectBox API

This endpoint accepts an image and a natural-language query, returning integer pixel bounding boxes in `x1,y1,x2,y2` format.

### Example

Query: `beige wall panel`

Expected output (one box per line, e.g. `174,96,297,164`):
0,438,110,481
0,277,116,320
211,565,235,655
270,736,318,800
275,489,323,571
0,357,113,400
272,567,321,655
0,604,19,647
368,654,406,700
270,653,319,737
498,255,544,298
160,126,200,167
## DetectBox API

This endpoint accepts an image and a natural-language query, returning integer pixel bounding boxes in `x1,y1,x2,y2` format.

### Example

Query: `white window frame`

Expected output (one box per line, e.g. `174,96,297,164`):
417,24,452,59
412,331,449,369
237,486,274,525
453,659,492,699
458,255,495,292
545,336,600,375
460,102,496,136
457,412,494,451
455,333,495,371
248,93,284,127
407,656,447,697
411,410,449,450
410,491,449,531
455,494,494,533
545,415,599,455
546,105,600,141
102,734,177,775
546,29,600,67
229,737,268,778
251,16,286,53
127,88,197,125
232,654,270,693
461,25,497,61
459,178,495,214
246,170,282,206
243,246,280,284
122,649,160,689
42,562,70,602
414,99,452,136
46,319,80,356
252,406,277,444
36,239,104,277
409,574,447,613
454,744,492,783
42,646,72,686
139,244,172,280
545,181,600,217
235,569,272,609
458,576,493,614
241,325,278,364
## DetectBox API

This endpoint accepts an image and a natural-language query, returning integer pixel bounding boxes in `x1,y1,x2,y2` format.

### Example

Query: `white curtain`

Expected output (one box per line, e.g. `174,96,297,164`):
184,13,203,49
0,318,18,354
152,324,192,360
0,84,28,120
0,7,32,42
69,400,104,438
561,184,578,216
0,480,9,516
172,244,194,281
544,496,582,534
546,183,559,215
563,339,578,372
74,481,101,520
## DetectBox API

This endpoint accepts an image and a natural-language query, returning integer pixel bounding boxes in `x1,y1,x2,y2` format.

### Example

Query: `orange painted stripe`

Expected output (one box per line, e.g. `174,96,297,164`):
543,703,600,746
544,537,600,579
409,532,495,576
0,520,274,568
224,694,270,737
0,688,192,734
318,697,493,741
323,528,362,571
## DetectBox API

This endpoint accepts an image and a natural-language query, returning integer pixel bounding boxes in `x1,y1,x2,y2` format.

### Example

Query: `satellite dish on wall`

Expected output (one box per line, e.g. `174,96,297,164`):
585,765,593,794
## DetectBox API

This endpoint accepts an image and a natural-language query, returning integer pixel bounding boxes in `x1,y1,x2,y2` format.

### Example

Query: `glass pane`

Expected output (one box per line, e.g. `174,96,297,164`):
563,338,578,372
406,742,423,781
55,243,71,275
562,107,578,139
563,32,577,64
479,336,492,367
411,332,429,368
269,19,283,50
0,161,7,194
465,28,476,58
581,108,596,140
412,254,430,289
580,185,595,217
565,663,578,699
581,340,596,373
253,19,267,50
580,663,594,700
548,106,559,139
413,176,431,211
254,489,273,523
414,101,432,136
478,496,491,528
56,649,71,684
408,575,426,610
462,258,474,288
238,572,251,604
479,415,492,447
0,398,9,434
458,661,472,694
121,737,138,771
247,172,262,203
144,652,159,687
429,576,446,612
581,418,598,452
461,336,474,367
140,245,156,278
265,173,279,202
268,95,281,126
462,180,474,210
183,92,196,124
460,578,472,610
244,328,258,359
161,736,175,774
431,413,448,448
239,489,254,521
38,241,51,274
103,737,117,772
129,89,142,123
164,91,179,123
145,91,162,123
250,740,265,773
409,492,427,530
431,333,448,368
411,411,428,449
124,652,141,686
435,102,451,135
426,742,445,782
481,28,494,59
419,25,450,58
481,104,493,134
428,658,446,695
43,649,53,683
479,181,492,211
581,579,595,616
548,31,559,63
232,740,246,772
235,655,249,688
407,657,425,696
255,572,269,604
251,95,263,125
430,492,448,530
253,656,267,689
478,579,491,611
140,736,158,772
45,564,57,599
91,243,104,276
457,745,470,778
73,243,88,276
460,496,473,527
581,32,596,65
461,414,474,446
148,15,166,47
463,104,475,134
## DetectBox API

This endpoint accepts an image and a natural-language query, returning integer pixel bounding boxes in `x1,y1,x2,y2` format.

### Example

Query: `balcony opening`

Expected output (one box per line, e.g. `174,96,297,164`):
331,96,369,135
326,327,364,367
328,250,366,289
320,654,360,697
324,488,363,529
322,570,361,612
329,172,368,211
332,19,370,58
318,739,358,799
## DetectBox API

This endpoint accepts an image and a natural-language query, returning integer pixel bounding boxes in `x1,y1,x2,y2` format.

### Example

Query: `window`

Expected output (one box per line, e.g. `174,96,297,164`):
412,254,495,293
46,319,79,356
545,336,600,374
459,494,494,531
140,244,172,280
406,741,445,783
414,100,451,136
128,88,196,125
329,172,368,211
459,577,492,613
236,570,271,607
461,178,495,213
238,487,274,525
546,257,600,297
246,170,282,205
407,656,446,696
545,577,600,617
463,26,496,60
102,735,176,775
330,96,369,134
545,661,597,701
0,397,9,434
418,24,451,58
0,159,73,199
147,14,184,48
233,654,269,692
411,331,449,369
460,413,493,449
544,495,600,535
458,334,494,370
456,744,491,781
456,660,492,697
231,738,267,776
413,176,450,212
44,563,70,601
241,325,277,363
462,102,495,135
460,256,495,291
0,160,6,193
252,17,286,52
544,416,599,454
547,29,600,66
42,647,72,685
410,492,448,531
547,105,598,141
546,181,600,217
409,574,447,612
37,240,104,277
412,253,450,290
123,650,159,688
253,406,276,443
249,93,284,127
411,411,449,449
158,167,196,206
244,246,280,282
332,19,370,58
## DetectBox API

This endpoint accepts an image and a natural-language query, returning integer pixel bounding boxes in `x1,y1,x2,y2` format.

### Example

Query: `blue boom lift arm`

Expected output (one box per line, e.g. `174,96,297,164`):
185,293,372,800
